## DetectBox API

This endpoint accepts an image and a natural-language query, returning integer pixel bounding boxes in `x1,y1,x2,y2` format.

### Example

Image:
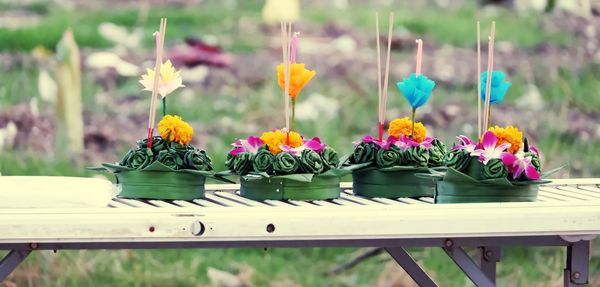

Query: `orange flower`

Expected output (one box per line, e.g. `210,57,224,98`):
488,125,523,154
387,117,427,143
260,129,303,155
158,115,193,145
276,63,316,99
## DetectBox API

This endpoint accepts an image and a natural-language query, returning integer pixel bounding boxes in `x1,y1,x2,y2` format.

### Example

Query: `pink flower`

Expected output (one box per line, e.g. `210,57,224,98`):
229,136,264,156
500,151,541,180
470,131,511,164
453,135,478,153
303,137,327,153
280,137,328,156
355,135,397,150
529,145,540,157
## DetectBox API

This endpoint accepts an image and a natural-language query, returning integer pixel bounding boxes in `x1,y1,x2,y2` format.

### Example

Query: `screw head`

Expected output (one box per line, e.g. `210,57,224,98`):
444,239,453,247
572,272,581,280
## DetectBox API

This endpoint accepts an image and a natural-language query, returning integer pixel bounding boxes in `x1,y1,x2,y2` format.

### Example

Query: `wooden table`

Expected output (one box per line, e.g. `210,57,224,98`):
2,178,600,286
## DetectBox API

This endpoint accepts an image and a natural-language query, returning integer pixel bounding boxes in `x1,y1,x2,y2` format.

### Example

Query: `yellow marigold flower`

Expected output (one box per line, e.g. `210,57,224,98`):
140,60,184,98
488,125,523,154
388,117,427,143
158,115,194,145
276,63,316,99
260,129,303,155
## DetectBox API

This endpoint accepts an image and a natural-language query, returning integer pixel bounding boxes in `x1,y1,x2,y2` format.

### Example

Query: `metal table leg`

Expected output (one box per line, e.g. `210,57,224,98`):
479,246,501,285
443,246,495,287
564,240,590,286
0,250,31,282
386,247,438,287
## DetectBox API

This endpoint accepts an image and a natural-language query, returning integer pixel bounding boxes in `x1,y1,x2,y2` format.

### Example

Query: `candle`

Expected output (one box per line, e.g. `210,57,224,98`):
290,32,299,63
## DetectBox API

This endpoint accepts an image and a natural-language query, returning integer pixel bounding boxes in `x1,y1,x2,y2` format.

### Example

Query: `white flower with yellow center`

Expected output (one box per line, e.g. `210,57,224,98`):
139,60,184,98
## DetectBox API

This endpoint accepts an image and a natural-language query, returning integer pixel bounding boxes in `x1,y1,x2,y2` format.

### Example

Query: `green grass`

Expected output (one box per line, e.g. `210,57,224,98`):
0,2,266,53
6,245,599,286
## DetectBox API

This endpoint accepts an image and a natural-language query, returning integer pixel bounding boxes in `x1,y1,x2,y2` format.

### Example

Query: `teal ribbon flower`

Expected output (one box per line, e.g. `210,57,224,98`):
480,71,511,105
396,73,436,109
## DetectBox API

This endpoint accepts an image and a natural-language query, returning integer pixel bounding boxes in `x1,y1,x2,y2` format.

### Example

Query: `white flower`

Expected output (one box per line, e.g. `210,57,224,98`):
139,60,184,98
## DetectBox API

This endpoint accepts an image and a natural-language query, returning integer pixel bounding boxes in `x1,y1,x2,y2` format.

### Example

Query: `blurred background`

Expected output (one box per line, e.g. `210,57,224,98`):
1,0,599,286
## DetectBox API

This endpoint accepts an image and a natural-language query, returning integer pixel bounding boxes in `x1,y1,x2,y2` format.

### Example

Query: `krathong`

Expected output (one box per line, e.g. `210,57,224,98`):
426,21,558,204
343,13,447,199
91,18,221,200
220,23,347,201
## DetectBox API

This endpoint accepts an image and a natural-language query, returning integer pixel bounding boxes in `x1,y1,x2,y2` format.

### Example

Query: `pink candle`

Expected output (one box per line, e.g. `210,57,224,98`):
415,39,423,76
290,32,299,63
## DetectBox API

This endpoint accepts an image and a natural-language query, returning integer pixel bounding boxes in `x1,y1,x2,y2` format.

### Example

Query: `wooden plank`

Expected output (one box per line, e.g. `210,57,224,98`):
109,199,137,208
115,199,158,208
556,186,600,200
1,202,600,242
147,200,181,208
204,193,247,207
539,187,588,201
172,200,204,208
213,191,266,207
192,198,227,208
340,191,382,205
577,185,600,193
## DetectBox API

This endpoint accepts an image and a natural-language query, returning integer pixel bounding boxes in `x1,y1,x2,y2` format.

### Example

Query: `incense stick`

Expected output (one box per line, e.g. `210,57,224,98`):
147,18,166,147
477,21,482,137
483,21,496,131
415,39,423,76
381,12,394,138
285,23,294,132
375,13,383,139
280,22,292,131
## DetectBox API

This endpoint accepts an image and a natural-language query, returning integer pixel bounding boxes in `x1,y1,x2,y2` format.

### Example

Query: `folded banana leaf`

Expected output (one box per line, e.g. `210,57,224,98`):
352,166,437,198
430,166,551,204
239,174,341,200
90,161,229,200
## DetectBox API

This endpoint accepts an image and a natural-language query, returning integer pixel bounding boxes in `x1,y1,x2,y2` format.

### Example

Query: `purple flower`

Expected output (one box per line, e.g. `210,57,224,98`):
280,137,328,156
529,145,540,157
453,135,478,152
280,145,304,156
354,135,397,150
229,136,264,156
470,131,511,164
303,137,327,153
500,151,541,180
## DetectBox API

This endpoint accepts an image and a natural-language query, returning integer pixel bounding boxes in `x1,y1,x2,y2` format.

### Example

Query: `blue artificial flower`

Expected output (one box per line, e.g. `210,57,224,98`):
396,73,436,110
480,71,512,105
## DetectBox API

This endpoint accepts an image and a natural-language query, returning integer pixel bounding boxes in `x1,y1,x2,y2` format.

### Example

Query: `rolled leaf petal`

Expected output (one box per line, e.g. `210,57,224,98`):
320,146,339,171
351,142,379,164
252,147,275,173
232,152,254,175
405,146,429,167
299,149,324,174
123,147,154,169
444,149,471,172
482,158,508,179
183,149,213,171
375,146,401,168
156,149,182,170
273,152,300,174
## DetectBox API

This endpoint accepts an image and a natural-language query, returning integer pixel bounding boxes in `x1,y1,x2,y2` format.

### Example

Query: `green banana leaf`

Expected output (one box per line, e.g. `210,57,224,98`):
88,161,232,200
239,175,341,201
352,168,436,198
